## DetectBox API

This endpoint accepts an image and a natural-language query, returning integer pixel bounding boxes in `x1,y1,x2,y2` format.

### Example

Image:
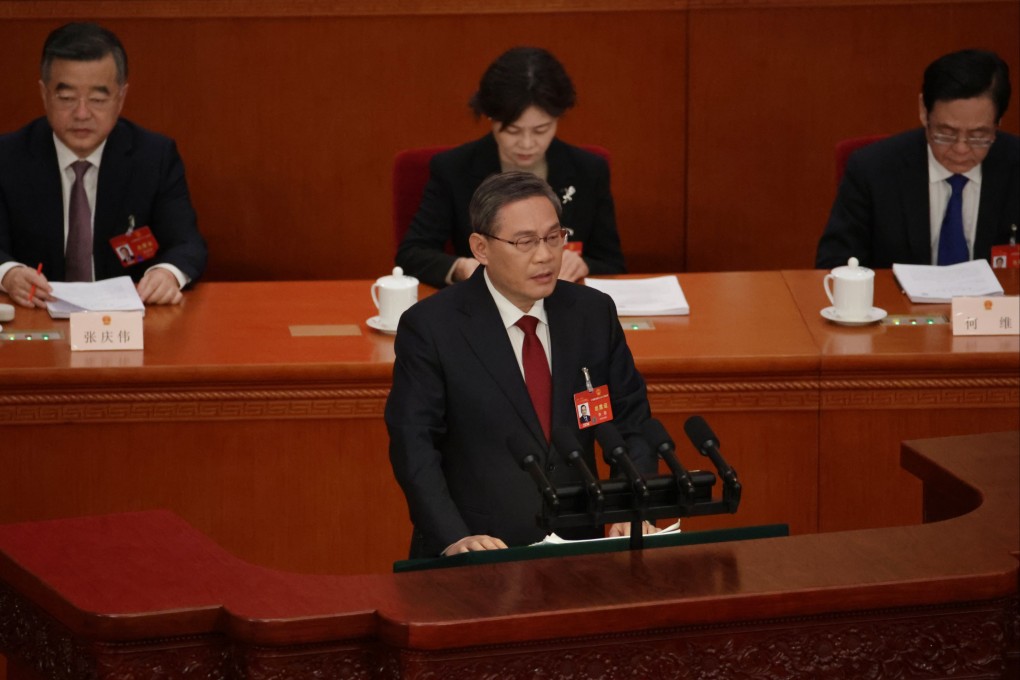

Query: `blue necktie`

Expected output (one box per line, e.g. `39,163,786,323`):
937,174,969,266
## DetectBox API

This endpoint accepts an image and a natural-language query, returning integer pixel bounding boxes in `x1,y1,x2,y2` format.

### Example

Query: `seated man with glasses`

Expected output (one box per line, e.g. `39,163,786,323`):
0,22,207,308
816,49,1018,269
386,171,658,558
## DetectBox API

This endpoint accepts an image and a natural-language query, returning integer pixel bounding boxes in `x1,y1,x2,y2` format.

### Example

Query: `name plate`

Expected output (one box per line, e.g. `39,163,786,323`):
70,311,144,351
951,296,1020,336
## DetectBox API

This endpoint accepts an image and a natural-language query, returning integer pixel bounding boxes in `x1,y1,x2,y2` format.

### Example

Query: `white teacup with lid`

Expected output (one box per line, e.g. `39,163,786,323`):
823,257,874,321
371,266,418,330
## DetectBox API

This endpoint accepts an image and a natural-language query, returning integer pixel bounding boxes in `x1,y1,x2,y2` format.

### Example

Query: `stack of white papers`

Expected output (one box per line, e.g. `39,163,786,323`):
584,275,690,316
533,520,682,546
892,260,1004,304
47,276,145,319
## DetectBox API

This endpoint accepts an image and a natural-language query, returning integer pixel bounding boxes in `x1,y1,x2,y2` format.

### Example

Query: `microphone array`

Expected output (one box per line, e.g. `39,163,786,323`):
508,416,742,540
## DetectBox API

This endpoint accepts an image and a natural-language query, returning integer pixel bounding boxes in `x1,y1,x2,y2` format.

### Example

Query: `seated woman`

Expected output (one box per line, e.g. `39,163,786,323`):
396,46,627,288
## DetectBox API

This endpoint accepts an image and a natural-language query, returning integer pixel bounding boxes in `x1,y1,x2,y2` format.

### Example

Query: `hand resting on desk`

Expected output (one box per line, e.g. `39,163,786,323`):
443,534,509,555
137,267,184,305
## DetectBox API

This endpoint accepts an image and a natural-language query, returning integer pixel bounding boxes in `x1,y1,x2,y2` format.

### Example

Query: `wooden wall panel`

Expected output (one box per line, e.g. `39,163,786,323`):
0,419,409,575
0,11,687,279
1,2,1017,279
687,2,1020,272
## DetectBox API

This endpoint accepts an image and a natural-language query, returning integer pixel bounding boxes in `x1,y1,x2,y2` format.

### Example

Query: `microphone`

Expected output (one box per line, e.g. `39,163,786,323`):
551,426,604,504
642,418,696,498
683,416,739,487
507,433,558,509
594,423,648,499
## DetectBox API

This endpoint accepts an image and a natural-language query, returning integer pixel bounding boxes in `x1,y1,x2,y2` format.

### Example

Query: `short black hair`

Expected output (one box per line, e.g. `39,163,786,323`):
922,49,1011,122
469,47,576,129
469,171,561,237
41,22,128,85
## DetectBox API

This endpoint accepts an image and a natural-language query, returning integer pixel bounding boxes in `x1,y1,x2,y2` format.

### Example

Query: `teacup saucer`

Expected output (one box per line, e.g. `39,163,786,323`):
366,316,397,335
821,306,887,326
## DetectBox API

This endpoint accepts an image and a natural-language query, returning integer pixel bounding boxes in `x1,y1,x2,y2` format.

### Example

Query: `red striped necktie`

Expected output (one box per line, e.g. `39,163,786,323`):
515,315,551,441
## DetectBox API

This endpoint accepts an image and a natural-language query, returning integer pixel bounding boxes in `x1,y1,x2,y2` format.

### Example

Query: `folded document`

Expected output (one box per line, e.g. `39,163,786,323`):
892,260,1004,304
585,275,690,316
47,276,145,319
532,520,682,546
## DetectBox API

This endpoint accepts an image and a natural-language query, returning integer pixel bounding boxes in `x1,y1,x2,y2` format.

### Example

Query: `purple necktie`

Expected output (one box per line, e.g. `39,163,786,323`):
515,315,551,441
65,160,93,282
937,174,969,266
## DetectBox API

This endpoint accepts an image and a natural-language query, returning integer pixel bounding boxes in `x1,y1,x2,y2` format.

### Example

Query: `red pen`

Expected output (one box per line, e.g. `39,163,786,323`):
27,263,43,303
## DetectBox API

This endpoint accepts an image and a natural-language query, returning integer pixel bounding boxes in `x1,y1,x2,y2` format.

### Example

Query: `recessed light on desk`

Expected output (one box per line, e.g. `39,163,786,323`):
621,319,656,331
0,330,64,342
882,315,949,326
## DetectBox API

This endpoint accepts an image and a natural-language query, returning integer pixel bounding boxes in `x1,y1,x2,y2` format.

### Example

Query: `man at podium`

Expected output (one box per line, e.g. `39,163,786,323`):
386,171,657,558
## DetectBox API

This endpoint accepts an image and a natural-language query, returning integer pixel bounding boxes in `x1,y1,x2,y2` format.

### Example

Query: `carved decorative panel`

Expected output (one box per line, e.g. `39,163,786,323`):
94,640,231,680
1,579,1015,679
0,582,95,680
398,600,1013,680
234,642,400,680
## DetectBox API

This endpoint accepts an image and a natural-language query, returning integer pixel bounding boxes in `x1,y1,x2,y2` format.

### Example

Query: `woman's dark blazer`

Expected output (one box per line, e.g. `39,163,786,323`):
396,133,626,288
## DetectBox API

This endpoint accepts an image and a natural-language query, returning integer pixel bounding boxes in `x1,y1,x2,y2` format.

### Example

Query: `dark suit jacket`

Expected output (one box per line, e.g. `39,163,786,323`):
395,133,627,288
385,267,655,558
816,128,1019,269
0,117,207,283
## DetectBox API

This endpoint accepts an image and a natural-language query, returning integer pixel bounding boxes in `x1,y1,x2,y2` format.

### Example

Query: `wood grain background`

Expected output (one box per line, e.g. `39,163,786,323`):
0,0,1017,278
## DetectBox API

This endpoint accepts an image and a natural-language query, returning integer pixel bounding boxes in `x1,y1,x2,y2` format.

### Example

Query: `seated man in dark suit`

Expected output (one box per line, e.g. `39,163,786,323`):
0,22,207,308
816,49,1019,270
386,171,657,558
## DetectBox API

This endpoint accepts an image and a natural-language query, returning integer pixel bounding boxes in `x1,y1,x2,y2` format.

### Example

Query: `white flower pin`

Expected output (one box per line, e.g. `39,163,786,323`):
561,186,576,204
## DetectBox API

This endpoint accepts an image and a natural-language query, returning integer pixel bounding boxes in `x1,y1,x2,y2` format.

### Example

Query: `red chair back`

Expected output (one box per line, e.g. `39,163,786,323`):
392,144,611,253
835,134,887,187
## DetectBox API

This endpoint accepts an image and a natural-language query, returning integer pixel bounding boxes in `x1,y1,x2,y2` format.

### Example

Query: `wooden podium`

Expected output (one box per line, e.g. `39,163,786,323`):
1,431,1016,679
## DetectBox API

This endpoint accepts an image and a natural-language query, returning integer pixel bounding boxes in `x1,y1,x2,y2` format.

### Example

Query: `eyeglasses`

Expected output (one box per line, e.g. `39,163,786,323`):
49,92,120,112
484,228,569,253
927,124,996,149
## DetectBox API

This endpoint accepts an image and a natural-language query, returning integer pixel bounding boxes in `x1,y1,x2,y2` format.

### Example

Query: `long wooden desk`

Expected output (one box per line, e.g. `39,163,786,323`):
1,272,1017,575
783,269,1020,531
0,431,1016,679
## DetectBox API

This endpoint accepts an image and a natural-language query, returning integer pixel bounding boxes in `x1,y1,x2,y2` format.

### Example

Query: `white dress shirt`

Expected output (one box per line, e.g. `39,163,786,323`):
483,268,552,378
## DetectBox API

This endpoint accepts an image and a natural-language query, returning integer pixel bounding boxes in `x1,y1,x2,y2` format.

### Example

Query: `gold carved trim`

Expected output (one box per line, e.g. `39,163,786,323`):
823,387,1020,410
821,377,1020,390
647,379,819,412
645,376,1020,412
648,380,818,393
2,376,1014,422
0,387,390,424
822,377,1019,410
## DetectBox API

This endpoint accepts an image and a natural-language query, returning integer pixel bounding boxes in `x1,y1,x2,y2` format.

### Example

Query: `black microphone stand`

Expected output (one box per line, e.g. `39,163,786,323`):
534,421,741,551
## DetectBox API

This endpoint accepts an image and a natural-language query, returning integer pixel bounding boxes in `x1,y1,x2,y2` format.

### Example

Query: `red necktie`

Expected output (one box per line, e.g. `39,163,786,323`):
65,160,93,282
515,315,551,441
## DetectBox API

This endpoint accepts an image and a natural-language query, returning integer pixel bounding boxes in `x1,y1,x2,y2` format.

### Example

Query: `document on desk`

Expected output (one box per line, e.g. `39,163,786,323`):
47,276,146,319
892,260,1004,304
532,520,682,546
584,275,690,315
